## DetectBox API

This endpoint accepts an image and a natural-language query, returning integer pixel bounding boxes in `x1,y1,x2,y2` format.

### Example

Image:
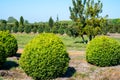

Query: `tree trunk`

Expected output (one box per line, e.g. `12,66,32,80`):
81,35,87,44
89,35,92,41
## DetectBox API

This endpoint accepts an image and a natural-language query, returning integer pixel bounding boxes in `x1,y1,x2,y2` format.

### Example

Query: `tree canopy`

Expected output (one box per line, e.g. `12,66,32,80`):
69,0,107,42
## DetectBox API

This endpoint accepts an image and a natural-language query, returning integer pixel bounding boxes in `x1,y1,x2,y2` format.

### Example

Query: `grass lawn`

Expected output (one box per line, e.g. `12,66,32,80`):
13,33,120,51
13,33,37,49
13,33,87,51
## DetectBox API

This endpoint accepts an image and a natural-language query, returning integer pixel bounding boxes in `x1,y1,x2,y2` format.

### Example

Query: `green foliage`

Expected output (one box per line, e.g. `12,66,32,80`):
108,19,120,33
38,25,44,33
31,26,37,33
30,24,37,33
6,24,13,32
69,0,107,41
66,25,79,37
0,42,6,67
19,16,24,26
18,25,24,33
49,17,54,29
0,20,7,31
44,25,51,33
86,36,120,67
58,26,65,35
13,21,19,33
19,33,70,80
7,16,17,23
24,24,31,33
13,26,18,33
0,31,18,57
52,26,59,34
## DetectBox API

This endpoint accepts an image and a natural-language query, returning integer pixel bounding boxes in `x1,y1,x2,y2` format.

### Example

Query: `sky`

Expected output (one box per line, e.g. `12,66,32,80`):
0,0,120,23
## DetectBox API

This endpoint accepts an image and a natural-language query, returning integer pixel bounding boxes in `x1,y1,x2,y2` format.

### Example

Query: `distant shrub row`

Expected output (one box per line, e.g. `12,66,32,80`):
0,22,71,35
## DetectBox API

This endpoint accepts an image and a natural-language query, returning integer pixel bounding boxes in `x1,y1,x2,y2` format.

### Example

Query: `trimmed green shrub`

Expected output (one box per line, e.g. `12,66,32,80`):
86,36,120,67
19,33,70,80
0,42,6,67
0,31,18,57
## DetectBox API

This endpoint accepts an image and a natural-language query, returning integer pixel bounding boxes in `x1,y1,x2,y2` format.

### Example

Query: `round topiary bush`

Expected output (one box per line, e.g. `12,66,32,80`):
0,31,18,57
19,33,70,80
86,36,120,67
0,42,6,68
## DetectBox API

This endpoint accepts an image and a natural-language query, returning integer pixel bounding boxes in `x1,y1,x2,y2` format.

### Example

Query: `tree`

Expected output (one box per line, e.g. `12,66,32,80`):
52,22,59,34
32,26,37,33
69,0,107,42
20,16,24,26
24,20,29,24
58,26,65,35
38,24,44,33
107,18,120,33
19,16,24,33
18,25,24,33
13,21,19,33
6,24,13,32
48,17,54,30
30,24,38,33
0,20,7,31
24,24,31,33
56,15,59,22
7,16,17,23
44,24,50,33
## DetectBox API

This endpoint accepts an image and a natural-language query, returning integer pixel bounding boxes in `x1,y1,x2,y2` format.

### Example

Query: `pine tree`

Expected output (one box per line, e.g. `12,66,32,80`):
49,17,54,30
20,16,24,26
13,21,19,33
24,24,31,33
19,16,24,33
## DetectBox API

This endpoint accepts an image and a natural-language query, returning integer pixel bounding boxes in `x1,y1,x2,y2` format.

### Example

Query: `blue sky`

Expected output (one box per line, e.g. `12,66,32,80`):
0,0,120,22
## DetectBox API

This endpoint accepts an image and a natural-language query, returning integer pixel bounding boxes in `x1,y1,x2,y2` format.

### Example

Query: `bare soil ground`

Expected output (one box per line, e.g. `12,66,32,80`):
0,49,120,80
108,33,120,38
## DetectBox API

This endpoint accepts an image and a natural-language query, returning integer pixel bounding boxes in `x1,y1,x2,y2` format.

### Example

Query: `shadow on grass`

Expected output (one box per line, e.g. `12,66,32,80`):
74,40,88,44
62,67,76,78
1,61,19,70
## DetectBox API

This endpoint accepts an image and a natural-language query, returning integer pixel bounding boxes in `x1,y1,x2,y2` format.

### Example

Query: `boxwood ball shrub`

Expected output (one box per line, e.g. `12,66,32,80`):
0,42,6,67
86,36,120,67
0,31,18,57
19,33,70,80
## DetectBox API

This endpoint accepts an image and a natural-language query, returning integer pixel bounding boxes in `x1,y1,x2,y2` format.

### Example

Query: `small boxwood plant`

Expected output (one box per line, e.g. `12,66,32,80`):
0,31,18,57
19,33,70,80
86,36,120,67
